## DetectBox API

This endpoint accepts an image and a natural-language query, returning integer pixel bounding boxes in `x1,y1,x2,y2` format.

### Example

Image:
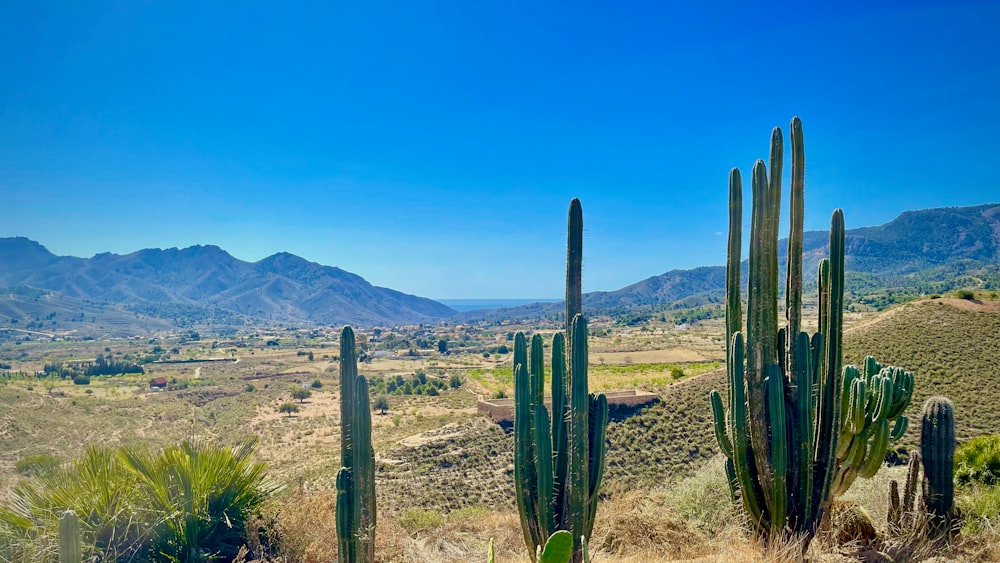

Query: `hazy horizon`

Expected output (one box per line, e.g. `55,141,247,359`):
2,2,997,299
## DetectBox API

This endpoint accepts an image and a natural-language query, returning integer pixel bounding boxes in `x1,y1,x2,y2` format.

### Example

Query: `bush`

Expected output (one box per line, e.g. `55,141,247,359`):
0,441,279,561
72,375,90,385
956,289,975,300
956,434,1000,486
14,454,62,477
310,379,322,389
398,507,444,534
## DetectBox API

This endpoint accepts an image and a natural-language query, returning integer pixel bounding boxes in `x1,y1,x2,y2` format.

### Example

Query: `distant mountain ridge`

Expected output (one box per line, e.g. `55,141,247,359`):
2,202,998,333
462,202,1000,321
0,238,454,330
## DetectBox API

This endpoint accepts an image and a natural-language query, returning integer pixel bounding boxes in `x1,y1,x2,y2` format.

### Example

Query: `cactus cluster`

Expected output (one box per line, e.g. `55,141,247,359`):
710,118,845,540
832,357,914,495
513,199,608,563
335,326,376,563
709,118,913,543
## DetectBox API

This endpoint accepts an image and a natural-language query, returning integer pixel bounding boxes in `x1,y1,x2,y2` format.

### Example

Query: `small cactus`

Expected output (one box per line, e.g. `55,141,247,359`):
58,510,81,563
921,396,955,538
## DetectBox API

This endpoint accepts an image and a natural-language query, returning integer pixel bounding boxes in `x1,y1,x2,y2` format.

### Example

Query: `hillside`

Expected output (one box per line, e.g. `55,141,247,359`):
602,296,1000,490
843,297,1000,451
463,202,1000,321
0,238,455,332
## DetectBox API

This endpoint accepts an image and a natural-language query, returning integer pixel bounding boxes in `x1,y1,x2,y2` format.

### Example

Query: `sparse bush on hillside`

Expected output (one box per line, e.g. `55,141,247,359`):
956,289,975,300
14,454,62,477
956,435,1000,486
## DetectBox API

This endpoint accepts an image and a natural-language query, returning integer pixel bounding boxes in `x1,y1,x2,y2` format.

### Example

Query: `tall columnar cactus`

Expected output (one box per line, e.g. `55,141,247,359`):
832,357,914,495
710,119,914,543
514,199,607,563
708,118,842,542
921,396,955,538
335,326,376,563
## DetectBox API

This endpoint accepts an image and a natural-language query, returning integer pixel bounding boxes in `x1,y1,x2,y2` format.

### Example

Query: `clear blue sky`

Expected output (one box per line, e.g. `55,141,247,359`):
1,1,997,299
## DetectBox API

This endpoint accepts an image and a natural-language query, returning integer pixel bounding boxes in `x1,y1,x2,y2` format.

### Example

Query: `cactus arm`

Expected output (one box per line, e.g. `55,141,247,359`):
891,416,908,441
745,157,778,509
793,331,815,526
586,393,608,539
566,199,583,341
534,405,555,540
726,168,743,358
340,327,357,471
728,333,765,525
353,376,376,561
710,391,734,459
514,359,542,558
551,332,569,525
531,334,546,405
857,419,889,479
567,313,590,557
785,117,804,342
336,468,355,563
766,363,788,533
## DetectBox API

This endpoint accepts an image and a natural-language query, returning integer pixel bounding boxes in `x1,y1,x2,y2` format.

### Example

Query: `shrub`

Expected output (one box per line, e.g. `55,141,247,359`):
72,375,90,385
0,441,279,561
14,454,62,477
310,379,322,388
955,289,975,300
398,508,444,534
449,375,463,389
956,434,1000,486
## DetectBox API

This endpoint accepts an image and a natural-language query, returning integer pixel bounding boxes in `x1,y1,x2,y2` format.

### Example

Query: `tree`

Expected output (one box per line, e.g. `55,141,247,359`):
278,403,300,417
307,351,315,361
437,339,448,354
373,395,389,415
291,388,312,403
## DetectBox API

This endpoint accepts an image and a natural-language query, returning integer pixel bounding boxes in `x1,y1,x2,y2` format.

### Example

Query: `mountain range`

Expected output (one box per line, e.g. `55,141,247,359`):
0,240,454,333
1,202,998,335
461,202,1000,320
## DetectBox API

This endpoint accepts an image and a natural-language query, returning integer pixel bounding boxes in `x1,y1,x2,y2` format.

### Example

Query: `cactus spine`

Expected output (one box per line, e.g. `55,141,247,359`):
921,396,955,538
58,510,81,563
335,326,376,563
514,199,607,563
710,117,845,541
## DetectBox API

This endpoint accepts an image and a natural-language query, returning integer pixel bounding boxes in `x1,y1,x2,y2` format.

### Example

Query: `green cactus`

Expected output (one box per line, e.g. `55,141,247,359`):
832,358,914,495
710,118,915,543
488,531,582,563
335,326,376,563
710,118,839,540
514,199,607,563
58,510,81,563
921,396,955,538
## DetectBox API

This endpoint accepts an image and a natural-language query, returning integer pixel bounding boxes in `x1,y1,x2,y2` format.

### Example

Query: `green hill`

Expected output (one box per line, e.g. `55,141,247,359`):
843,297,1000,451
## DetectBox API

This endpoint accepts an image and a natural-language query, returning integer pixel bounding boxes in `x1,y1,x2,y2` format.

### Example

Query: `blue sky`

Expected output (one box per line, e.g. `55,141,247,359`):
1,1,998,299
